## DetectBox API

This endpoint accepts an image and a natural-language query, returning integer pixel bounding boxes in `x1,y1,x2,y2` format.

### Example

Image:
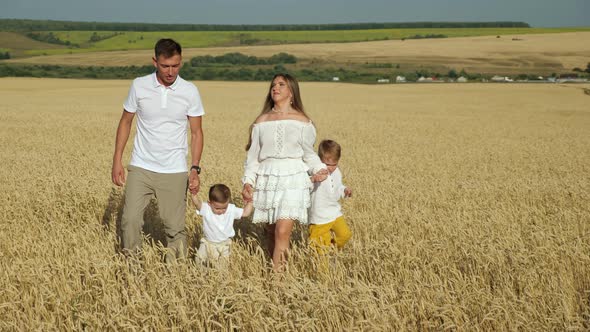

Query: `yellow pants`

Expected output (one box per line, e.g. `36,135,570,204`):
309,216,352,252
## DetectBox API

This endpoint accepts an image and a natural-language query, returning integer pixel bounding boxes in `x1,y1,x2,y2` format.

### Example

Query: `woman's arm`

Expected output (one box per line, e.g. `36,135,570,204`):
242,124,261,187
301,123,327,175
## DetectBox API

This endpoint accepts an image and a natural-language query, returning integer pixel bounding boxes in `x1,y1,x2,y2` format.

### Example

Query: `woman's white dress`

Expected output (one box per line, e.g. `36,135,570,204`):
243,119,326,224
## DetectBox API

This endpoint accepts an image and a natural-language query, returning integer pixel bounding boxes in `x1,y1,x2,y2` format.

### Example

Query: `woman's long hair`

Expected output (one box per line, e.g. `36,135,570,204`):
245,73,310,150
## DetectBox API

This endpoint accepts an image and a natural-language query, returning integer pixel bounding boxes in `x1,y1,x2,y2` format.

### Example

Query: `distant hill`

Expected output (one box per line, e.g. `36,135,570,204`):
0,18,530,32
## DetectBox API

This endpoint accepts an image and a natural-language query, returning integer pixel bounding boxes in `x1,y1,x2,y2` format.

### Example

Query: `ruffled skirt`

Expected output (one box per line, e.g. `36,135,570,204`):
252,158,313,224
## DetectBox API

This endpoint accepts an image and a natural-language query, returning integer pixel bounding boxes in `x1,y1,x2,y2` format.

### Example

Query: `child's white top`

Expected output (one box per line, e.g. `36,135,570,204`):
309,167,347,225
196,202,244,243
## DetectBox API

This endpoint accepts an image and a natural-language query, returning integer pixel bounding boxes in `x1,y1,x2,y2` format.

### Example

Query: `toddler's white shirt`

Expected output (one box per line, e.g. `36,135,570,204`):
197,203,244,243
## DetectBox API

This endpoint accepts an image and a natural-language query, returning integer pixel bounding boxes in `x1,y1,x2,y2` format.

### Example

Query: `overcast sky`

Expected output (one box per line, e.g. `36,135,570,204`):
1,0,588,28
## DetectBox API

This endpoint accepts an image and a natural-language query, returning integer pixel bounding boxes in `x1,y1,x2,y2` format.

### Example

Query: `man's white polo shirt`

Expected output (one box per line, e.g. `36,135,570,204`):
123,72,205,173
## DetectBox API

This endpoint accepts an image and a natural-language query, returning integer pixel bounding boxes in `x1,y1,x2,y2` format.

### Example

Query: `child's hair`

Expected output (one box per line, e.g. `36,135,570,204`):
208,184,231,203
318,139,342,160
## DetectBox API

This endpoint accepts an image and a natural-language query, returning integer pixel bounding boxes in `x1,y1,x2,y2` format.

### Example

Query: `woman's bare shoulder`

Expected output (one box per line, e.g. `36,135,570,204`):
289,112,311,123
254,113,270,124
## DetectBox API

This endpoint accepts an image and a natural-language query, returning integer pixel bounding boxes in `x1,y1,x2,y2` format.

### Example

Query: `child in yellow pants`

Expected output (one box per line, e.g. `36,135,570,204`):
309,140,352,253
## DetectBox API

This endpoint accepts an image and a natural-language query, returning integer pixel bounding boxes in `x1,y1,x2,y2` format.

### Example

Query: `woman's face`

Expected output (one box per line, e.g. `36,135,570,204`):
270,76,292,105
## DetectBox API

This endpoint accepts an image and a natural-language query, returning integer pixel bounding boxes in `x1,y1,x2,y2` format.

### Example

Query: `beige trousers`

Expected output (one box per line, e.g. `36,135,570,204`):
197,238,232,263
120,165,188,262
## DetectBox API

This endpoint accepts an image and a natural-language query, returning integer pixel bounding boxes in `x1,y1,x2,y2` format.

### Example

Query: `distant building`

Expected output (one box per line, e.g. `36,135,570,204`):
457,76,468,83
332,77,340,81
491,75,513,82
396,75,406,83
556,77,588,83
377,78,390,83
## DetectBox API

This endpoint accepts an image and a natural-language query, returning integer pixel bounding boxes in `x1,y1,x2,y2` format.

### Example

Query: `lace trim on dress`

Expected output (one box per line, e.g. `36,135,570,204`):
273,121,285,157
251,207,309,225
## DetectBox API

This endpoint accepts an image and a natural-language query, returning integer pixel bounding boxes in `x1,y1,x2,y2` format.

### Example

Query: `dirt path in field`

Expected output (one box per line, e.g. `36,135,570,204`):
5,32,590,74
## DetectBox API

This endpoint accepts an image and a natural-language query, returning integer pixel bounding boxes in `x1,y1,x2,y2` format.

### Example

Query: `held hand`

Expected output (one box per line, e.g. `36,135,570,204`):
242,184,254,202
112,162,126,186
313,169,329,183
188,172,200,195
344,187,352,198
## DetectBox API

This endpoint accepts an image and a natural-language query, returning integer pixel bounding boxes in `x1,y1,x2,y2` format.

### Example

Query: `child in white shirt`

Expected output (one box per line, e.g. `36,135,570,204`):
309,140,352,253
191,184,253,265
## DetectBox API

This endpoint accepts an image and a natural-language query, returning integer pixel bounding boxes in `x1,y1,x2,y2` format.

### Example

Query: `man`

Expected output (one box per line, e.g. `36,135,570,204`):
112,38,204,262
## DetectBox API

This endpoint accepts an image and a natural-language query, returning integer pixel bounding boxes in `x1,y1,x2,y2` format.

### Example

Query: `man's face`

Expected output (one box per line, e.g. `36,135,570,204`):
153,53,182,86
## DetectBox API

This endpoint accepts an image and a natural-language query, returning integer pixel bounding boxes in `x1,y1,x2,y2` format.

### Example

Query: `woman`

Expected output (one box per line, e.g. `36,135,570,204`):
242,73,327,271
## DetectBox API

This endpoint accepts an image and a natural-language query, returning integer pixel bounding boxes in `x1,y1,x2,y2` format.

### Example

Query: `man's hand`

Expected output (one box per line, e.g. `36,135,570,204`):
189,171,200,194
112,162,126,186
242,183,254,202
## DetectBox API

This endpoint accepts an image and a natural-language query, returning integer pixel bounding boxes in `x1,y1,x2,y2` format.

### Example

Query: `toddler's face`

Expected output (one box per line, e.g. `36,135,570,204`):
321,156,339,174
210,201,229,215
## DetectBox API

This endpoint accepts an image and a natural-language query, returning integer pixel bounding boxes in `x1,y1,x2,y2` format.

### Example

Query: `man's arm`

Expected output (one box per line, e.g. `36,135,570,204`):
112,110,135,186
188,116,204,194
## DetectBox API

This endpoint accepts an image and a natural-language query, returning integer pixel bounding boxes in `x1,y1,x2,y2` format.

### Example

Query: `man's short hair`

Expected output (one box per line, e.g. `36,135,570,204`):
318,139,342,160
209,184,231,203
154,38,182,58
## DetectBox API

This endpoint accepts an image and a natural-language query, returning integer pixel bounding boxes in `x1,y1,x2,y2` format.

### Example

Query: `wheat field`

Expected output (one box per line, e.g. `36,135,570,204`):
0,78,589,330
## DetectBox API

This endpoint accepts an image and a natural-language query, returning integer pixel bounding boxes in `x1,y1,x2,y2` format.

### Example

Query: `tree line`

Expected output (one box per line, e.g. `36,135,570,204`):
0,63,384,82
26,32,79,47
4,63,584,83
3,53,586,82
0,18,530,32
190,52,296,66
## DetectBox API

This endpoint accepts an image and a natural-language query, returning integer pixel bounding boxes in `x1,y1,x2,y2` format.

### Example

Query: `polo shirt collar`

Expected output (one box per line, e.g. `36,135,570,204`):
151,71,180,90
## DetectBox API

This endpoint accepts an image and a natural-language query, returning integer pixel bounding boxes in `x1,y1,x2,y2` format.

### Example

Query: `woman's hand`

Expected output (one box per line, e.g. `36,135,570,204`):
242,183,254,202
312,169,329,183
